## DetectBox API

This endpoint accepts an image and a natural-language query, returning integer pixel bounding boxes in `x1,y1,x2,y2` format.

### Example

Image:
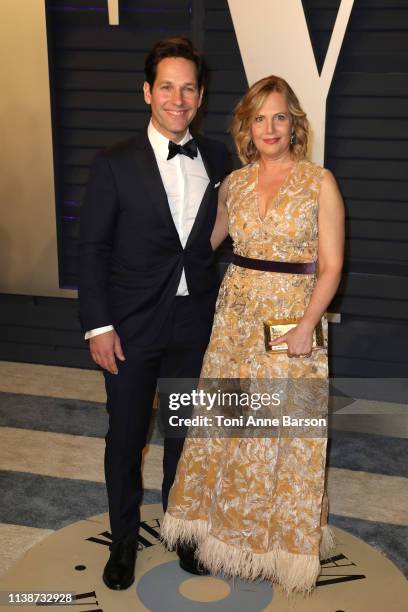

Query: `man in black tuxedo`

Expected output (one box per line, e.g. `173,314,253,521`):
78,37,230,590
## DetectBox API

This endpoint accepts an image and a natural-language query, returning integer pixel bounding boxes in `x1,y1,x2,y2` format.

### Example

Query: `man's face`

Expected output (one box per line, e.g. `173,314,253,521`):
143,57,203,142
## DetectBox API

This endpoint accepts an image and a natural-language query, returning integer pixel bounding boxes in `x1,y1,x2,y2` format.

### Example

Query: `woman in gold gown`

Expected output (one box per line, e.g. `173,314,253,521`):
161,75,345,594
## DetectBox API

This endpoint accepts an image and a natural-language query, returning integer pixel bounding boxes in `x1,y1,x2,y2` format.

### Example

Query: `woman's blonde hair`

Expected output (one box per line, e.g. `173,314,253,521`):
231,75,309,164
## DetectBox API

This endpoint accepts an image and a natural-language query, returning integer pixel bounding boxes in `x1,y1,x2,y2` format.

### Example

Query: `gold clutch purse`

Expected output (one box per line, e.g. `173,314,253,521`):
264,317,326,353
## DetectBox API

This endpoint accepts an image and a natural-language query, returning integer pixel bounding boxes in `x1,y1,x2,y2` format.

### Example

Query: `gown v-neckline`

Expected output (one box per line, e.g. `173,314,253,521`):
254,160,298,223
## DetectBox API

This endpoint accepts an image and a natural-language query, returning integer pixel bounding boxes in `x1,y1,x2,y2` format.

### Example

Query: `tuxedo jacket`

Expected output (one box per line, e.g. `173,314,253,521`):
78,130,231,345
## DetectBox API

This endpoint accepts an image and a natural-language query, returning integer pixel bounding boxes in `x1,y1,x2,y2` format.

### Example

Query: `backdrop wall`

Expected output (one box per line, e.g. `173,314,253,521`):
1,0,407,376
0,0,75,298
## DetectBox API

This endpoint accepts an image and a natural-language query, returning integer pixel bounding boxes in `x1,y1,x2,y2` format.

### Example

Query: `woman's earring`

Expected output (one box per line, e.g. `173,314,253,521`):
290,132,297,145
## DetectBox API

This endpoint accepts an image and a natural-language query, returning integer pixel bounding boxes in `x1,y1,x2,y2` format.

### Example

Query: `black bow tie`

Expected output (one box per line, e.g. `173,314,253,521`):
167,138,198,160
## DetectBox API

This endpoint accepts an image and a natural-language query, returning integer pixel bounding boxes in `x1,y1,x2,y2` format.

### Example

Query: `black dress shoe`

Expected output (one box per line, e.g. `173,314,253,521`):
177,543,210,576
102,539,137,590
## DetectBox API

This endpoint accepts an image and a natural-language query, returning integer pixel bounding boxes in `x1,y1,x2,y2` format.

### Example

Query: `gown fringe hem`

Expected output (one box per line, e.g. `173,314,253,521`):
160,512,208,549
197,535,320,595
320,524,337,560
161,513,337,594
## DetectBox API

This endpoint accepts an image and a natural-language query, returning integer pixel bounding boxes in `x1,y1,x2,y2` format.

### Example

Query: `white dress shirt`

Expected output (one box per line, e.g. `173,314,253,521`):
85,120,209,339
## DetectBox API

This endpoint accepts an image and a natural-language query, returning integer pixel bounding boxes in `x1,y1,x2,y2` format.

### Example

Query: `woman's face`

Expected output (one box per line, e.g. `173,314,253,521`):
250,91,293,161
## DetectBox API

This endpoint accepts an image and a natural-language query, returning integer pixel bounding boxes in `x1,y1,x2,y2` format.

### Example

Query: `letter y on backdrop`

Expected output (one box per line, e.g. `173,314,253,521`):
228,0,355,163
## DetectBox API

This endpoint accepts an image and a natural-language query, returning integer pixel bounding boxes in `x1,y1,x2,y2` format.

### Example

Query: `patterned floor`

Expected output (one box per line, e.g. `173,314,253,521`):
0,360,407,581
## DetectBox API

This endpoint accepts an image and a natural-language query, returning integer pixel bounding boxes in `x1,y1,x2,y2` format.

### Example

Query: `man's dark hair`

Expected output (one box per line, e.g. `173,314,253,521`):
144,36,206,89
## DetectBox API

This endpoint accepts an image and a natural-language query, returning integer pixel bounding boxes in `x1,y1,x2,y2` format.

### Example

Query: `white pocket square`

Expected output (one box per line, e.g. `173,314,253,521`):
214,181,221,188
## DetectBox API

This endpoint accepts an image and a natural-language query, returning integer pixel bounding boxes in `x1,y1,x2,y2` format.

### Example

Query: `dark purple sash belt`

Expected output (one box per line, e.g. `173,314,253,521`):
232,254,316,274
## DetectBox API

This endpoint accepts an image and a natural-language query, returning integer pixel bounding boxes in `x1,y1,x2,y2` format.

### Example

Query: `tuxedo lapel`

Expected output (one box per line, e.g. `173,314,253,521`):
134,132,181,244
132,132,217,250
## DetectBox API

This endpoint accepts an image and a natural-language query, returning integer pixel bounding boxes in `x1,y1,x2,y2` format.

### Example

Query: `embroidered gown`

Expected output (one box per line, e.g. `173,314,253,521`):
161,159,336,594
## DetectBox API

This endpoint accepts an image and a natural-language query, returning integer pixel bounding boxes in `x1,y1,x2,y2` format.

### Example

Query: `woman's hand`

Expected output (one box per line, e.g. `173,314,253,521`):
269,321,314,357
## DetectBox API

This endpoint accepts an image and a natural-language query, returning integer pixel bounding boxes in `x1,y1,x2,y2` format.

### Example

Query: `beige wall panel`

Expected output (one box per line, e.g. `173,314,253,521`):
0,0,76,298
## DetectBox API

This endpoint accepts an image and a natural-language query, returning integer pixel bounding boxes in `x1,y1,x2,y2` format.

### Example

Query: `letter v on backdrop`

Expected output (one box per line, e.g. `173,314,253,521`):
228,0,355,163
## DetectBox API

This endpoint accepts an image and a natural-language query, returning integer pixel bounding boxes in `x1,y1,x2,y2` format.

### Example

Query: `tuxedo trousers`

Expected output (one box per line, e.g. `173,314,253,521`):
103,296,213,547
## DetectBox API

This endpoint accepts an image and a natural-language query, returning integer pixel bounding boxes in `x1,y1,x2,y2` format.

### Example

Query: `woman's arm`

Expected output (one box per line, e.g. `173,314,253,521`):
299,170,345,329
210,177,229,251
270,170,345,357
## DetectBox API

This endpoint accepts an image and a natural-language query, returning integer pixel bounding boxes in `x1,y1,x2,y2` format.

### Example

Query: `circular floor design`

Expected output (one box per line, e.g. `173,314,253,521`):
0,504,406,611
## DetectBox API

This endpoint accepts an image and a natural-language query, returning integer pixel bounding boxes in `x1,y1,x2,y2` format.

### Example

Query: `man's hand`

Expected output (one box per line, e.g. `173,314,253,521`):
89,330,125,374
